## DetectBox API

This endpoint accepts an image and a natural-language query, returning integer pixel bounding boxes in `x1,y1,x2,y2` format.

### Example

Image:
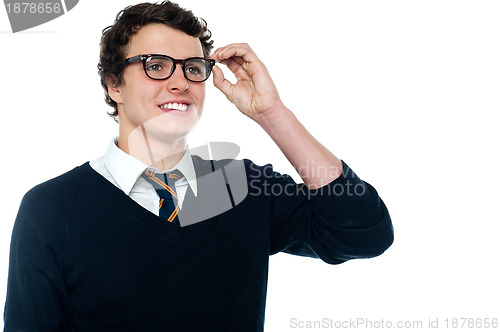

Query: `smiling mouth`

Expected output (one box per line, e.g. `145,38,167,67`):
159,102,189,111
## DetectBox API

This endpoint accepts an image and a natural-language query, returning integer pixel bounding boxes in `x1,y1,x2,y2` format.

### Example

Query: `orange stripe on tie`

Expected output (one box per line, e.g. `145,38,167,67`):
169,173,181,180
167,204,179,222
145,174,178,199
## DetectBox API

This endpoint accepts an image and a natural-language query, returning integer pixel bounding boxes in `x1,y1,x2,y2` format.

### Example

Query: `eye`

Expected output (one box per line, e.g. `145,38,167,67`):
185,65,202,76
146,63,163,72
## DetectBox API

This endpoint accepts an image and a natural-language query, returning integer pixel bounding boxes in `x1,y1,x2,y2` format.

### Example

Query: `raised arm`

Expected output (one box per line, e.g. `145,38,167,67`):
210,44,342,189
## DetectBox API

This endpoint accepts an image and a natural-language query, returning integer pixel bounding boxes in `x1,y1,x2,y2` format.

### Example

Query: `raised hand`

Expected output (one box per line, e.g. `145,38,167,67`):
210,43,285,123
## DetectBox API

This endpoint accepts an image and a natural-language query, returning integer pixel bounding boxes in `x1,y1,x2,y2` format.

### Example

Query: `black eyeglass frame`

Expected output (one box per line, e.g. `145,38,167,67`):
124,54,216,83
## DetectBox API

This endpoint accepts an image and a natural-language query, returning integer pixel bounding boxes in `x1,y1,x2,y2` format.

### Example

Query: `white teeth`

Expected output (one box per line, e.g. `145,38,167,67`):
159,103,188,111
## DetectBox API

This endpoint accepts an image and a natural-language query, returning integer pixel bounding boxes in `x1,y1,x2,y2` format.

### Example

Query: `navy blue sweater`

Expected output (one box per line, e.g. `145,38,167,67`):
4,158,393,331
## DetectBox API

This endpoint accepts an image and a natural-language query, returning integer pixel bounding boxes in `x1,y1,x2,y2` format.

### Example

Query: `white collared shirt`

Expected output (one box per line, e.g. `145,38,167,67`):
90,138,198,216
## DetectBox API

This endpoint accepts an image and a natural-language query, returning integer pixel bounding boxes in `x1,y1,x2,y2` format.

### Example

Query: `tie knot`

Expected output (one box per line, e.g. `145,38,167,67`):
143,169,184,189
166,169,183,181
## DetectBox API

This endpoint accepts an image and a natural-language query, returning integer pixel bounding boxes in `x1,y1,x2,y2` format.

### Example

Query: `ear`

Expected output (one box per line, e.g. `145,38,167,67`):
106,76,123,105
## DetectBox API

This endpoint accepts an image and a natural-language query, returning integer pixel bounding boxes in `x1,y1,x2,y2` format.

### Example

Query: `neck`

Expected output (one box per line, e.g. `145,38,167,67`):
118,124,187,171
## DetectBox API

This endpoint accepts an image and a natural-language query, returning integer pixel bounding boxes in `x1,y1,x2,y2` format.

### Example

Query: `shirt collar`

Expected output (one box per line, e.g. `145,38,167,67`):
103,138,198,196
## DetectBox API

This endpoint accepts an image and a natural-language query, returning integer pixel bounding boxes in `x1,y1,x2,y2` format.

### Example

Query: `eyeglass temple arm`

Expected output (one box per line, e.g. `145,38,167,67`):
124,55,144,64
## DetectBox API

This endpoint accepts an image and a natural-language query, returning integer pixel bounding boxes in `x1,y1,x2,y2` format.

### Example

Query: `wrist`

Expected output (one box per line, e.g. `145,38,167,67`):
254,104,293,132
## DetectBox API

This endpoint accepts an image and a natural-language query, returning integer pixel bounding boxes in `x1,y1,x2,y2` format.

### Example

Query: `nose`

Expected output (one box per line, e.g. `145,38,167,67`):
166,63,188,93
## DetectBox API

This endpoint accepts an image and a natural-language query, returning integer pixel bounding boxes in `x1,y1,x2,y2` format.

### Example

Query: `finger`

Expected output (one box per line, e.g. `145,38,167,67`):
218,58,247,78
210,45,247,63
209,46,226,60
221,58,250,79
211,44,261,75
220,48,265,77
212,43,258,64
211,65,234,102
218,47,252,64
222,54,245,66
218,57,252,82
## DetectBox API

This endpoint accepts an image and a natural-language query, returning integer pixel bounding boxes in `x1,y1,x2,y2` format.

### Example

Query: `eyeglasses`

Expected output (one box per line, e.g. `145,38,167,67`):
125,54,215,83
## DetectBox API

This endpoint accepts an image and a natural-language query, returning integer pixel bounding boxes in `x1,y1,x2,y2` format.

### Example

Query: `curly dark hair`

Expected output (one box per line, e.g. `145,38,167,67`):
97,1,214,121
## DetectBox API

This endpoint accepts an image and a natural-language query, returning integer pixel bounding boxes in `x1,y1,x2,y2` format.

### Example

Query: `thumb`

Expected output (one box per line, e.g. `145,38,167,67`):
212,65,234,102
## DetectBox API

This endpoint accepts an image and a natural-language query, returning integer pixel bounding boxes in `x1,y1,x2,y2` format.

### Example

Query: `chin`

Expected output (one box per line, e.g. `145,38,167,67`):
150,123,197,143
143,112,196,135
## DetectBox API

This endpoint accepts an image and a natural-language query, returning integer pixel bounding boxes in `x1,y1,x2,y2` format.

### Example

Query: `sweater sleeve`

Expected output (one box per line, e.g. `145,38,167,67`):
260,160,394,264
4,179,76,331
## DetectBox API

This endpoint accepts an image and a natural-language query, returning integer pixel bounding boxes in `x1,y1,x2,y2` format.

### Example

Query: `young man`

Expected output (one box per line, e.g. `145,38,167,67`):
4,2,393,331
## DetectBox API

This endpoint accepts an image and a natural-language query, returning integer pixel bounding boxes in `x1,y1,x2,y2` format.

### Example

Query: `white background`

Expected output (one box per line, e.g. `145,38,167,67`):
1,1,499,331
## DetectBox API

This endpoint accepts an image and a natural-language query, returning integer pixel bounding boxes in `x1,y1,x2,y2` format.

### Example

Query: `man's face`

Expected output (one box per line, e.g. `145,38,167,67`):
111,23,206,145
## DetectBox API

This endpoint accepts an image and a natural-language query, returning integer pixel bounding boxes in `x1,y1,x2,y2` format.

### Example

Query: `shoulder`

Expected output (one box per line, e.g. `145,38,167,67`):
13,163,94,244
22,162,92,214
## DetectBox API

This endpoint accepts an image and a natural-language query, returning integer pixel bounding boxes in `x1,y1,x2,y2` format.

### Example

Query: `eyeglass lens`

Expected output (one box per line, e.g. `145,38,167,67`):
144,56,210,82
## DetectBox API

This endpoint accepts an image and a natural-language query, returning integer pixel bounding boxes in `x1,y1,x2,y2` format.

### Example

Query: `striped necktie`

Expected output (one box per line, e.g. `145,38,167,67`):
143,169,183,222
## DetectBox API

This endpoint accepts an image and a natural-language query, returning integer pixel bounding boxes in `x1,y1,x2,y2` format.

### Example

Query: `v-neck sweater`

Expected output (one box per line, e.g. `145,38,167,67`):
5,157,393,331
